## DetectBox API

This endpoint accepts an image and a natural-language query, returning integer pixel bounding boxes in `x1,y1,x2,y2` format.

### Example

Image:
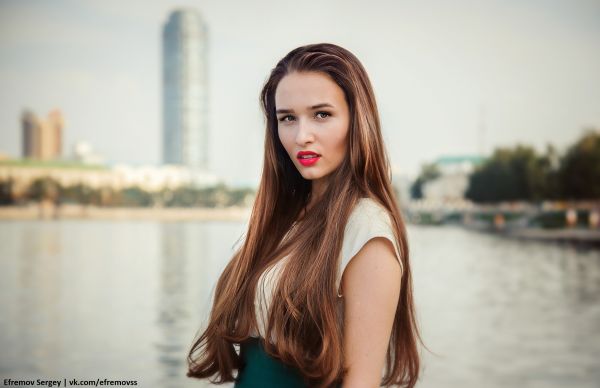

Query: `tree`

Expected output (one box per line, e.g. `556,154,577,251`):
410,163,441,199
559,129,600,199
120,186,153,207
27,177,60,203
0,178,14,205
466,145,553,203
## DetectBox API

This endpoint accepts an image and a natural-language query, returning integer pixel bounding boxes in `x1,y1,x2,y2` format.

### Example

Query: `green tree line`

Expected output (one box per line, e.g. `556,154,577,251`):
411,129,600,203
0,179,255,208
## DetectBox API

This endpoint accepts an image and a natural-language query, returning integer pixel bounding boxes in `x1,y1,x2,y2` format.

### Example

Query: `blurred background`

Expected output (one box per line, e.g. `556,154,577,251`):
1,0,599,387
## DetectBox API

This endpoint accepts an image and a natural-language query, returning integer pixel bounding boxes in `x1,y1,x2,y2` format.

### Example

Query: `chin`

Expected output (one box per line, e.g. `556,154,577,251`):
299,171,322,180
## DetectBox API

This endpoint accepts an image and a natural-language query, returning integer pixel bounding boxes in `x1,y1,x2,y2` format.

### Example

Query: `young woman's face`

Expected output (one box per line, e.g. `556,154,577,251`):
275,71,350,187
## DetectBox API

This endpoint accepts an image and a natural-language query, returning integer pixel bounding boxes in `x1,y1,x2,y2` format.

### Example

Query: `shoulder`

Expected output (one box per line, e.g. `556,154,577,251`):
346,197,392,228
336,197,404,297
339,199,403,383
343,197,400,263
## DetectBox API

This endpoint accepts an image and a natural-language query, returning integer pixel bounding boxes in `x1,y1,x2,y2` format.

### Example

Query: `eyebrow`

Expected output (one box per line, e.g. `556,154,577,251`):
275,103,334,114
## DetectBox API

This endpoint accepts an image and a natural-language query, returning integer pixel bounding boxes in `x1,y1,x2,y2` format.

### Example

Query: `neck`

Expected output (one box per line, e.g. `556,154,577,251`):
311,177,329,205
299,178,328,221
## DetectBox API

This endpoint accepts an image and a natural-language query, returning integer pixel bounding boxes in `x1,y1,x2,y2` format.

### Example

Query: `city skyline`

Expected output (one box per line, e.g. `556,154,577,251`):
0,0,599,187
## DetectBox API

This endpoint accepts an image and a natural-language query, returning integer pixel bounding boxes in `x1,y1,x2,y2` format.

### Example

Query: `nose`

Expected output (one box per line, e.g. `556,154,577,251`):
295,117,315,145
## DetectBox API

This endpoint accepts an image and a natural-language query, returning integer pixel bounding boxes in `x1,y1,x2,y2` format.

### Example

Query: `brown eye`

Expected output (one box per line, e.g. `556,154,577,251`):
279,115,295,122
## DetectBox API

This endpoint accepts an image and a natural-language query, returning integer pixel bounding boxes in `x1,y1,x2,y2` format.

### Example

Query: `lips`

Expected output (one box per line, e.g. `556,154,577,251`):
297,150,321,158
296,151,321,167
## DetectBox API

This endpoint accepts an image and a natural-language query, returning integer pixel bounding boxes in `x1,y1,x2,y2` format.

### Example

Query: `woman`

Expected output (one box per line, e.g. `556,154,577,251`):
187,43,421,387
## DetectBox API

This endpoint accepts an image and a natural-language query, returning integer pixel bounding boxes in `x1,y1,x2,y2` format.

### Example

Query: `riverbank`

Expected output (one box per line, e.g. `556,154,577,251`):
0,203,252,221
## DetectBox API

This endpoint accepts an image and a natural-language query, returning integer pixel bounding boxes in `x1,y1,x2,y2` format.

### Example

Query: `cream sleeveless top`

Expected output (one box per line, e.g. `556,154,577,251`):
243,197,403,341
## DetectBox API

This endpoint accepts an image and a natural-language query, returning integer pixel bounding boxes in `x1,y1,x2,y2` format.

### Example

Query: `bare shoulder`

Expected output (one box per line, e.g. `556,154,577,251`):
341,236,401,387
341,235,401,300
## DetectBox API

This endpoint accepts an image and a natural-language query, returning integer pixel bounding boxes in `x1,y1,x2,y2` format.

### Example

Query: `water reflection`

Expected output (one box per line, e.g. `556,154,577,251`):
0,221,598,388
17,224,62,376
156,222,192,387
155,221,242,388
412,226,600,388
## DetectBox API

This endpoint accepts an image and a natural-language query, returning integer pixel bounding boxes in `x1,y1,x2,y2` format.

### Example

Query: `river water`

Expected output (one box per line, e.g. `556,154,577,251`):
0,220,599,387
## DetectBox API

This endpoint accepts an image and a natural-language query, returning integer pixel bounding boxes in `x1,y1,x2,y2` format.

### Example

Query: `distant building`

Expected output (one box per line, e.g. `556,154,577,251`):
71,141,105,165
422,155,485,201
162,8,209,170
391,165,413,206
0,161,221,196
22,109,63,160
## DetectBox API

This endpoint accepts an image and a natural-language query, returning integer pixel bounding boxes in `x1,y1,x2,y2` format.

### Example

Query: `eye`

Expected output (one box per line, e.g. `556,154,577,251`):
278,115,295,122
315,111,331,119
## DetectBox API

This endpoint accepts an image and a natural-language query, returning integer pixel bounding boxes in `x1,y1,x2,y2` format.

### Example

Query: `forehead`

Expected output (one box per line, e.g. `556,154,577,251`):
275,71,345,108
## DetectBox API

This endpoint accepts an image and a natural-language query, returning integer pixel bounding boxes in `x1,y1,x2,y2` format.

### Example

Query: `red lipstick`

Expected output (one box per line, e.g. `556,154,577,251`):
296,150,321,167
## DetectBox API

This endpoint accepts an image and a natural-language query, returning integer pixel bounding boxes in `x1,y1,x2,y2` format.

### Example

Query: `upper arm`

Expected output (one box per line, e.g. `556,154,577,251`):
340,236,402,388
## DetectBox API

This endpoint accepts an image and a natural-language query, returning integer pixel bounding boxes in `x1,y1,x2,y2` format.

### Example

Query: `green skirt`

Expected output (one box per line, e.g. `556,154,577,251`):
234,337,307,387
234,337,342,388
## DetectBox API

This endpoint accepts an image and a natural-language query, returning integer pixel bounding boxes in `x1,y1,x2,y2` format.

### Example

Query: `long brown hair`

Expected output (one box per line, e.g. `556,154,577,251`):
187,43,421,387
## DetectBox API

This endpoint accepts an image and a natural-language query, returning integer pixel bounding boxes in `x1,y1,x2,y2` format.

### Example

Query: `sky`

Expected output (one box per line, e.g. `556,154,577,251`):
0,0,599,187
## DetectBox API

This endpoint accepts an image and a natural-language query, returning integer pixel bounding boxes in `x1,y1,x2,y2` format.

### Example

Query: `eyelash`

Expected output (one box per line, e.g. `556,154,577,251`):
278,111,331,122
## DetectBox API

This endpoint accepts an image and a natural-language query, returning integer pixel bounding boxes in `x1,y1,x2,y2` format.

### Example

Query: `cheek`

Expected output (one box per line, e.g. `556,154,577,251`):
328,123,349,156
277,127,286,145
332,137,347,159
278,128,293,154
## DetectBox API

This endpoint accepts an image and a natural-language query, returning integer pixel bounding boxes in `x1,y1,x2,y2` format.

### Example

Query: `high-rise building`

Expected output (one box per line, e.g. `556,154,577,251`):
162,8,209,169
22,109,63,160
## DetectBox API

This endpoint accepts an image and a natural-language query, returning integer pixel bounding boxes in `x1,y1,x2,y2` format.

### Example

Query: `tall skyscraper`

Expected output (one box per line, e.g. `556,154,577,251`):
162,8,209,170
22,109,63,160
